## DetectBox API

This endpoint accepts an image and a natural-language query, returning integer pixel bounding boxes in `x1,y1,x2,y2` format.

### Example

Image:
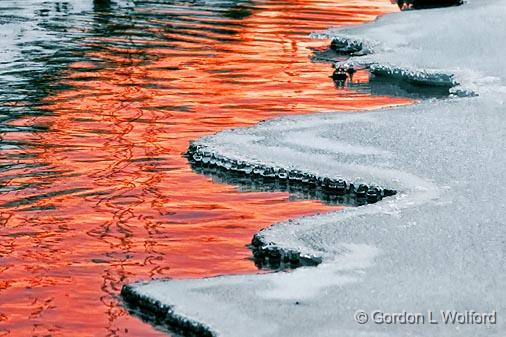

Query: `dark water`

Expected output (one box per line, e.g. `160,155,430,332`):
0,1,409,336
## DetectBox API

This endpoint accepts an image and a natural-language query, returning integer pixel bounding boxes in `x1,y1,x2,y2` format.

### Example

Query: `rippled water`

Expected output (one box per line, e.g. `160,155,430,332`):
0,0,410,336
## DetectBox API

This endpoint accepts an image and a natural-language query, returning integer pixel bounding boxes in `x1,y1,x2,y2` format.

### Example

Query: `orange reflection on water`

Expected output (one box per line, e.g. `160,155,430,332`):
0,0,411,336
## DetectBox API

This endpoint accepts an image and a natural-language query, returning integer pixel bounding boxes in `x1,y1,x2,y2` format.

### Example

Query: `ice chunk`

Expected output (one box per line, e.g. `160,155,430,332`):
320,0,506,97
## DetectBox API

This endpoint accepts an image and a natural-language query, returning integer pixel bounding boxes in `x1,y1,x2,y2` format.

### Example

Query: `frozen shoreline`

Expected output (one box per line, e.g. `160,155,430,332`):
123,1,506,336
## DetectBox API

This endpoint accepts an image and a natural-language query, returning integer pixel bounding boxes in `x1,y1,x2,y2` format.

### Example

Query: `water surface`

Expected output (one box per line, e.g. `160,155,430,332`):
0,0,409,335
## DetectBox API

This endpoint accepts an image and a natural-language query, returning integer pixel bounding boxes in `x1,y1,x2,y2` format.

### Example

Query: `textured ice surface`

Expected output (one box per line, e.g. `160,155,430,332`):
124,1,506,336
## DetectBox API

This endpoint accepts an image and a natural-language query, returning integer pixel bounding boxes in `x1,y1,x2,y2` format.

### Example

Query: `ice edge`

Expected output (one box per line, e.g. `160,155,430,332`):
122,283,217,337
184,142,397,268
325,34,473,96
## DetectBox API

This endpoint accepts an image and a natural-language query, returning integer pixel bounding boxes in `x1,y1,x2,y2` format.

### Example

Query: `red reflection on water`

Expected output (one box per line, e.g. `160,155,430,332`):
0,0,411,336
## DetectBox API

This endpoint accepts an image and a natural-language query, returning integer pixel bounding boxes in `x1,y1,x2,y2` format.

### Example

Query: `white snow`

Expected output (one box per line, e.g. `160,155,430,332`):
124,1,506,336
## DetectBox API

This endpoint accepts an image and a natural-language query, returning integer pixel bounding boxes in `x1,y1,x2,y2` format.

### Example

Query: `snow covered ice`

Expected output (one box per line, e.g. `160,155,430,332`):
122,1,506,336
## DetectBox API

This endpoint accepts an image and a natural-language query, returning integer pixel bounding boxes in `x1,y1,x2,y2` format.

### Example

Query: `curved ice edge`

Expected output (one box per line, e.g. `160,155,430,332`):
250,227,323,269
186,143,395,202
184,143,398,268
184,138,407,270
119,133,405,333
369,64,455,88
322,35,475,96
189,163,372,208
122,283,217,337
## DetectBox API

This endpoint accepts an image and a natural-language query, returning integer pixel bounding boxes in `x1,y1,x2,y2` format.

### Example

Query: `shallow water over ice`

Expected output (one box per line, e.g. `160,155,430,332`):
0,0,409,336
